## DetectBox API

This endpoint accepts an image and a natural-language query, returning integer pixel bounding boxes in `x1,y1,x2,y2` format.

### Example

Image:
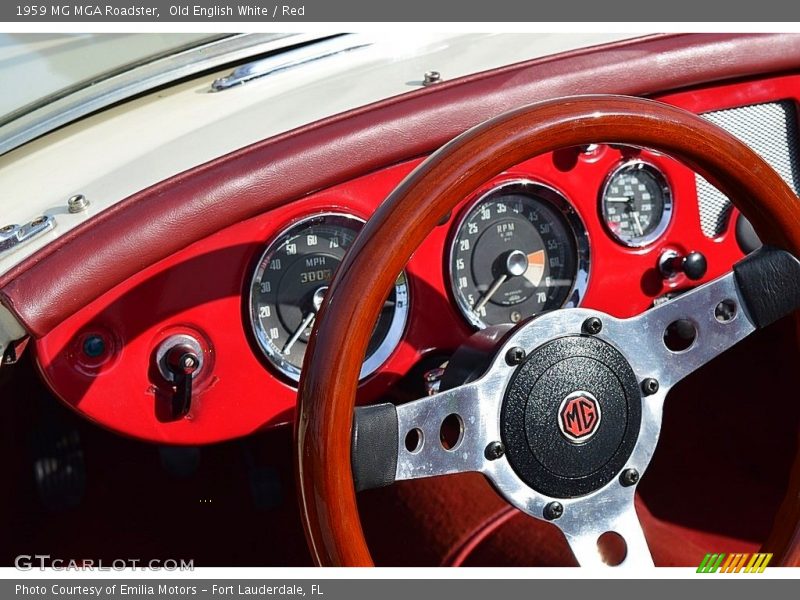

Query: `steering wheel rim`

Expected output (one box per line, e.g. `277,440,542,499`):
295,94,800,567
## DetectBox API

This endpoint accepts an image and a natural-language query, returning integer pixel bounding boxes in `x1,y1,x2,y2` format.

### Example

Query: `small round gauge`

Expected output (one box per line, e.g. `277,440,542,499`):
449,181,589,329
601,160,673,247
249,213,409,383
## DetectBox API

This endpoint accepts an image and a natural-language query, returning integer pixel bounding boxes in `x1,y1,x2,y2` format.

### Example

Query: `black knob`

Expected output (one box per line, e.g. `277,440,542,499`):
682,251,708,280
658,250,708,281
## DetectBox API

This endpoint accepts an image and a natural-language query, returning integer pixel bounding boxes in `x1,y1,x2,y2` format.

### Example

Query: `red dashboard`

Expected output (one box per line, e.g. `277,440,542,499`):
31,72,800,445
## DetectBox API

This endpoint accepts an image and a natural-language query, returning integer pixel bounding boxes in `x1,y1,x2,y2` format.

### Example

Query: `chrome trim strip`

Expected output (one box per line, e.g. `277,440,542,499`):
212,34,373,91
0,33,331,157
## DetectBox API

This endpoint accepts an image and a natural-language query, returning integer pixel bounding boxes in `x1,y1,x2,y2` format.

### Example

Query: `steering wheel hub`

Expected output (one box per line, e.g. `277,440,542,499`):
501,335,642,498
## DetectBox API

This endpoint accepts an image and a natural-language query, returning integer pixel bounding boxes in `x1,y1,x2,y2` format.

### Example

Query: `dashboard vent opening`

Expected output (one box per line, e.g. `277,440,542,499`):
696,100,800,238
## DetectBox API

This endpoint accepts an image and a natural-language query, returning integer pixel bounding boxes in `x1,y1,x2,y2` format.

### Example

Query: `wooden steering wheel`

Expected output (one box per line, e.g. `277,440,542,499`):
295,95,800,567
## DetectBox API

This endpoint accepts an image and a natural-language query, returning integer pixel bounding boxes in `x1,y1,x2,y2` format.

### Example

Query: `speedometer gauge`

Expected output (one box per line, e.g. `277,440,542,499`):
249,213,409,383
449,181,589,329
600,160,673,247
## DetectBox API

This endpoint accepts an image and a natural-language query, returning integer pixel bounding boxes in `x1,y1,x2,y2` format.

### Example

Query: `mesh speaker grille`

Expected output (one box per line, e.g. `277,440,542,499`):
696,100,800,238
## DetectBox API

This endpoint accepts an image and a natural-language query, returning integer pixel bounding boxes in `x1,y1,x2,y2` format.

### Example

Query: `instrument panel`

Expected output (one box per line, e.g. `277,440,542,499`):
33,137,745,444
242,158,675,384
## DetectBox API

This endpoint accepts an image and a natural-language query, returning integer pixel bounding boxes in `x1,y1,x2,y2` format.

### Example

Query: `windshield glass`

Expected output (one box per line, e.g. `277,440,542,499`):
0,33,216,122
0,32,318,156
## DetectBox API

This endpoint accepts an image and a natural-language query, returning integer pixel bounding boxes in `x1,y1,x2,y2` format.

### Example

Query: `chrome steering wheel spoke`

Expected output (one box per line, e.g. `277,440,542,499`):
394,378,502,481
557,498,654,568
351,376,506,491
619,271,755,393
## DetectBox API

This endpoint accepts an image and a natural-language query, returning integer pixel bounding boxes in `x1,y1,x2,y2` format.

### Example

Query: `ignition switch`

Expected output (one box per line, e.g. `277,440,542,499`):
155,335,204,420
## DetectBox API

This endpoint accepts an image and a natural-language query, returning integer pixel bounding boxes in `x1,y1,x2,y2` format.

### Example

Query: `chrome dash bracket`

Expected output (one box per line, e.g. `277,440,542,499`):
0,216,54,256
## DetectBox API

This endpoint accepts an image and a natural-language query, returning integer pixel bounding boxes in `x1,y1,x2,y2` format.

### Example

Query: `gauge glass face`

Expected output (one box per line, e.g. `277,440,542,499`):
601,161,673,247
449,182,588,329
249,213,409,382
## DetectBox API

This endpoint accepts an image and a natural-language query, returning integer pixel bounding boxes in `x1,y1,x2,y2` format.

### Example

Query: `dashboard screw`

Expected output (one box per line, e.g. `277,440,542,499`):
423,70,442,86
641,378,659,395
484,441,505,461
620,468,640,487
543,501,563,520
68,194,90,214
582,317,602,335
505,346,526,366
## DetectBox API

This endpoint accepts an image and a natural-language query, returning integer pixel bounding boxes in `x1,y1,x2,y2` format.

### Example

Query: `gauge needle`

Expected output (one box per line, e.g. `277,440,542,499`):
606,196,633,203
630,210,645,236
282,286,328,355
472,250,529,314
283,312,315,355
473,274,508,314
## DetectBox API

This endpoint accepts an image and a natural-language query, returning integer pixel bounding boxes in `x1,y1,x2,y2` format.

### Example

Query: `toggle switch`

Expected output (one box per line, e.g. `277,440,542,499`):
155,335,204,420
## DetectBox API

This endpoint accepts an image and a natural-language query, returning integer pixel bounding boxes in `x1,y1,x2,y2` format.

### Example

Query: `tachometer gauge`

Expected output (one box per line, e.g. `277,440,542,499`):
449,181,589,329
601,160,673,247
249,213,409,383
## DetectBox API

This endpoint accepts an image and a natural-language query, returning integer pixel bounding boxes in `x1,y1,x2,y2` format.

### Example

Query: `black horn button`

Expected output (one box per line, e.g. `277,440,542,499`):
501,335,642,498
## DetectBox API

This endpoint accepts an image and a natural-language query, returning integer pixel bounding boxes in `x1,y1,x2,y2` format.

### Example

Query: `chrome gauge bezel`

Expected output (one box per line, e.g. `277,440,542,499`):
447,179,591,330
600,159,674,248
248,211,410,384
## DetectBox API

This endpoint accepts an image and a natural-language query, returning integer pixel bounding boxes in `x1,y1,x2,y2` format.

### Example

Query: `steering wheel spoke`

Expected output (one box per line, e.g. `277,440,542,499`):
622,271,755,392
395,381,499,481
619,247,800,393
557,498,654,568
352,379,501,490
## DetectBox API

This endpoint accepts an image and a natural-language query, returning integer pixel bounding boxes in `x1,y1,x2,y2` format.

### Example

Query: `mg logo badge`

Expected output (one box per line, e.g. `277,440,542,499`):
558,391,601,443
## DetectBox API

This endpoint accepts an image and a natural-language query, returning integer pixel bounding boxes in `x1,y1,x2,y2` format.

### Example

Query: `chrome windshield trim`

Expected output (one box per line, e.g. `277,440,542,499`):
0,32,332,157
211,34,373,91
